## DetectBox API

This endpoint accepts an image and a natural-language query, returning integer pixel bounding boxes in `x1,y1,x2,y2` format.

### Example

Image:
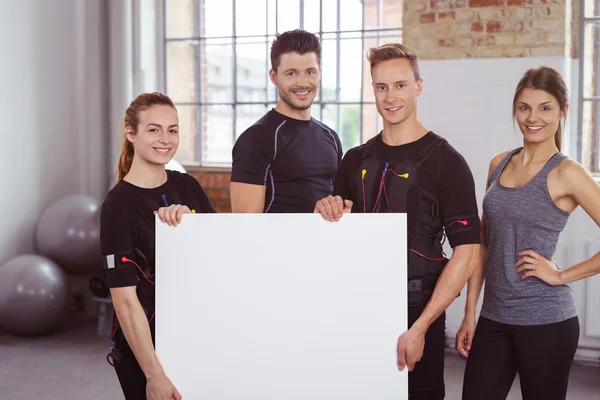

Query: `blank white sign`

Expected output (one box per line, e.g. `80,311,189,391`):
155,213,408,399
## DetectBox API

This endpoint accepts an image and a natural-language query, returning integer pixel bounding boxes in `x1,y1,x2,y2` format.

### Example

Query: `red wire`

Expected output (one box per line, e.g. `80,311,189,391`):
361,178,366,213
383,181,391,212
409,249,446,262
371,173,385,213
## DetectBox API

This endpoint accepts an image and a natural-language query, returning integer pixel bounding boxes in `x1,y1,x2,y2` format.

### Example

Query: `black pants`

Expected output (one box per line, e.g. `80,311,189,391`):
462,316,580,400
114,345,147,400
408,306,447,399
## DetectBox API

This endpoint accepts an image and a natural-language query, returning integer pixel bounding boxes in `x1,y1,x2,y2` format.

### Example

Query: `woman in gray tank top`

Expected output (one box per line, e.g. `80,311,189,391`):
457,67,600,400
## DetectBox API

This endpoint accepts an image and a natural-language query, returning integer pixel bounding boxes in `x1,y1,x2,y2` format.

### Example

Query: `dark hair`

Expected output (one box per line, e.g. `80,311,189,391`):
367,43,421,81
117,92,176,182
270,29,321,71
513,67,568,151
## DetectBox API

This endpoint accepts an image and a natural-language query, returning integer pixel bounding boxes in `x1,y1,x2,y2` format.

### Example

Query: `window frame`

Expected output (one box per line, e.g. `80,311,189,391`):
160,0,403,167
577,0,600,175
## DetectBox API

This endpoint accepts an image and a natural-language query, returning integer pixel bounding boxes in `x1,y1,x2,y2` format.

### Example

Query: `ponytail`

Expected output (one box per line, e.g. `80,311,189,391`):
117,135,135,182
555,122,562,152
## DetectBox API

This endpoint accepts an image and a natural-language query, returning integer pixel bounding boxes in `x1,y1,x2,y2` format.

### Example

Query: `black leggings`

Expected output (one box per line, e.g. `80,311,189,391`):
462,316,580,400
408,306,447,399
114,345,147,400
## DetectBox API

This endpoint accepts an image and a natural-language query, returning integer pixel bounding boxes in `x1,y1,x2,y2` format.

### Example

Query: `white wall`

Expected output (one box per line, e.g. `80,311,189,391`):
0,0,109,273
418,56,600,363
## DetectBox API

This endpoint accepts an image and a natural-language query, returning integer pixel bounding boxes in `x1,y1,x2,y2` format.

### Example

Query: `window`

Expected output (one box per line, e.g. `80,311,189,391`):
162,0,402,166
579,0,600,174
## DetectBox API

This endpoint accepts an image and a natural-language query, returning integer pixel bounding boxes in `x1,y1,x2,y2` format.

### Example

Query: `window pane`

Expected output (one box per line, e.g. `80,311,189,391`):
166,0,197,39
361,103,379,143
236,0,267,37
378,30,403,46
174,105,200,165
205,40,234,103
236,105,269,139
204,0,233,37
584,0,598,18
340,0,363,32
382,0,403,29
363,0,379,30
583,23,599,98
277,0,300,33
321,0,338,32
340,39,362,102
236,42,268,102
362,37,377,102
339,104,361,152
320,39,338,101
321,104,340,138
267,0,277,34
311,104,322,122
167,41,199,103
303,0,321,33
204,105,234,164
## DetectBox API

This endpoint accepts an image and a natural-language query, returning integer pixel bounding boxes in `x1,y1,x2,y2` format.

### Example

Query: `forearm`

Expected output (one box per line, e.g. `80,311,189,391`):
464,246,487,317
559,251,600,285
412,244,476,333
114,300,164,379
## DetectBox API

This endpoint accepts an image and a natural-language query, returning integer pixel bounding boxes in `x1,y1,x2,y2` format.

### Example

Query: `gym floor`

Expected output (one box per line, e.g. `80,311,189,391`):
2,315,599,400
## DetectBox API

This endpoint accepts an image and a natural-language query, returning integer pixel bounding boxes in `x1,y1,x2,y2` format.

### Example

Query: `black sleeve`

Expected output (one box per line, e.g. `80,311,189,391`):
185,174,217,213
231,125,274,186
333,151,351,200
100,194,139,288
438,148,482,248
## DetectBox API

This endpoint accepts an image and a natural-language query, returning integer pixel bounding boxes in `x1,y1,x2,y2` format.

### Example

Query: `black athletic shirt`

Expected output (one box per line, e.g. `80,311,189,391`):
334,132,481,248
231,108,343,213
100,170,215,290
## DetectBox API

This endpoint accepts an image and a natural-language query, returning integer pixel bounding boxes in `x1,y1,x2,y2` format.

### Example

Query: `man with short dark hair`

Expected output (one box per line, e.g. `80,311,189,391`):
230,29,343,213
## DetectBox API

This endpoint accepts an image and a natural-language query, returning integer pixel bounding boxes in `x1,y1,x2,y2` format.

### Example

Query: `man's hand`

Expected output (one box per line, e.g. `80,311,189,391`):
314,195,352,222
146,373,182,400
396,327,426,372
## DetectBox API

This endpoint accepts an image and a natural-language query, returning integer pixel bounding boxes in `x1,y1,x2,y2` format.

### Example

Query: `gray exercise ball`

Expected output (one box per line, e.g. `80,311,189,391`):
35,195,102,275
0,254,69,336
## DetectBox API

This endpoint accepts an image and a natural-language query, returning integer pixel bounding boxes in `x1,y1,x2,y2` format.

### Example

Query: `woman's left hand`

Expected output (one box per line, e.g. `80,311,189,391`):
515,249,564,286
154,204,192,226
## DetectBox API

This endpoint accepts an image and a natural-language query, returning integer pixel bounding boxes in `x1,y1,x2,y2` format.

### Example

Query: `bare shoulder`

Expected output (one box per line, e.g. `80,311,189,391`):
489,150,511,174
557,158,598,190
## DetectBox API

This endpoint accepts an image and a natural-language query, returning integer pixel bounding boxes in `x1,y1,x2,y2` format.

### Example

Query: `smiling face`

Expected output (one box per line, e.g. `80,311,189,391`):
371,58,422,127
269,51,320,111
514,88,566,147
126,104,180,166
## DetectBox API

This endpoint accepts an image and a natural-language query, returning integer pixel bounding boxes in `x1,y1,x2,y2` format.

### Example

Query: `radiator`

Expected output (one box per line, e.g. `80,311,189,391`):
585,237,600,338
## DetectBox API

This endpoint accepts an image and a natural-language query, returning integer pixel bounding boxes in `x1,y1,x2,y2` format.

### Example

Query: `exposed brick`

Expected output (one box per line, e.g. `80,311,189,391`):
420,12,437,23
469,0,505,7
438,38,456,47
430,0,468,9
507,0,530,5
476,35,496,46
487,21,503,33
471,21,484,32
438,11,456,20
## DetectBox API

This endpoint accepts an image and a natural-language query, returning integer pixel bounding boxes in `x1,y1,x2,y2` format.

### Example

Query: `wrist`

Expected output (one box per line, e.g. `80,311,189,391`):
410,318,429,335
558,270,567,285
144,361,165,380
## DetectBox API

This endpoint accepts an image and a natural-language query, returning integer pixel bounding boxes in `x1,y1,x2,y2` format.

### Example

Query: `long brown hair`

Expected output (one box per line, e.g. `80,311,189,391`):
117,92,176,182
512,67,568,151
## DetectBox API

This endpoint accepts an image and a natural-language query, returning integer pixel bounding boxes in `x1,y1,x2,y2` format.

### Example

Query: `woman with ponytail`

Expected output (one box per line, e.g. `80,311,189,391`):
100,92,215,400
457,67,600,400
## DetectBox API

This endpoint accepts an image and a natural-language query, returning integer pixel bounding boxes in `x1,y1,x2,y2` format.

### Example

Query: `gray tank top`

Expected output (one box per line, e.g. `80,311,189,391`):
480,148,577,325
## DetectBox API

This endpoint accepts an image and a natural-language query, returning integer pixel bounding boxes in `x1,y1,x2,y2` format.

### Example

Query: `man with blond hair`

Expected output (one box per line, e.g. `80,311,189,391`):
314,43,481,399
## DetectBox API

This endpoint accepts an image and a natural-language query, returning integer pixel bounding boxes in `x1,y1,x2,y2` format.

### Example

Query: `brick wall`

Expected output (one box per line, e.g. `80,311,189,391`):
189,169,232,212
404,0,574,60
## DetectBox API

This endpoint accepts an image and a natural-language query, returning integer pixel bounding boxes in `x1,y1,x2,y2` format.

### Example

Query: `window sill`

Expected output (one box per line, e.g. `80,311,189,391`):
184,165,232,174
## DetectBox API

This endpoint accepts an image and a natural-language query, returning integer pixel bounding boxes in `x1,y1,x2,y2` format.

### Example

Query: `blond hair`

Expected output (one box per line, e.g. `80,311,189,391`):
367,43,420,81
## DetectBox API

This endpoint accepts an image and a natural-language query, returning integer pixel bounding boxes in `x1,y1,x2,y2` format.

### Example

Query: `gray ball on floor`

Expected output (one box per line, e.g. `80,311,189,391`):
35,195,102,275
0,254,69,336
